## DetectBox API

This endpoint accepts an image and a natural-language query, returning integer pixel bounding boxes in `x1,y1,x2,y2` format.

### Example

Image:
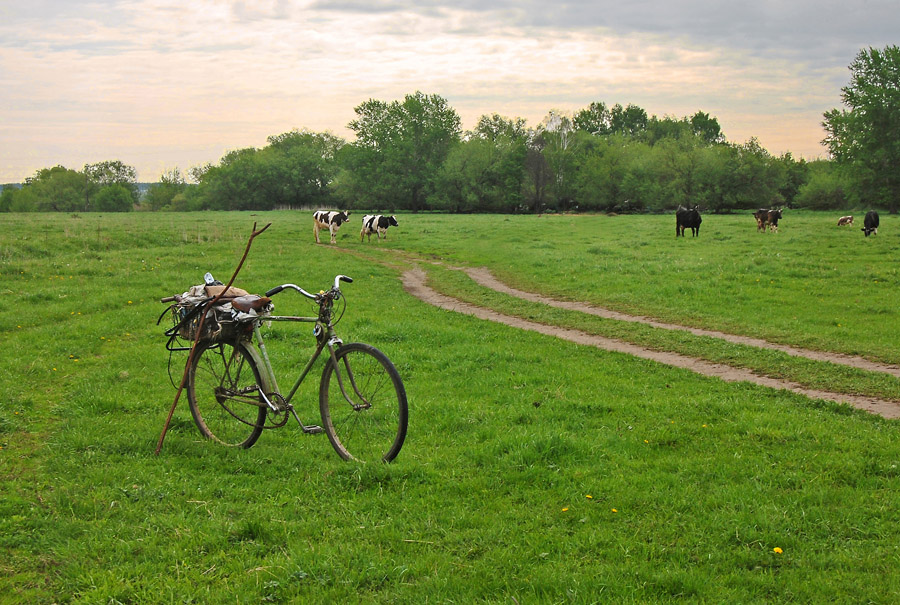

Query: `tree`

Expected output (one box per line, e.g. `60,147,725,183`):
689,111,725,145
794,160,849,210
432,114,528,212
472,113,528,142
539,110,577,209
195,149,270,210
346,91,461,211
573,102,611,136
823,45,900,212
20,166,86,212
609,103,648,137
432,128,527,213
0,186,18,212
523,131,551,213
574,101,648,138
569,134,639,212
144,168,187,210
93,184,134,212
84,160,140,208
730,138,783,209
187,163,213,185
263,129,344,208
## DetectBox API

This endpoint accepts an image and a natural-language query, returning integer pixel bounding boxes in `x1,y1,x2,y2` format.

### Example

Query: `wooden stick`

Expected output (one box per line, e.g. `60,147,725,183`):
155,222,271,455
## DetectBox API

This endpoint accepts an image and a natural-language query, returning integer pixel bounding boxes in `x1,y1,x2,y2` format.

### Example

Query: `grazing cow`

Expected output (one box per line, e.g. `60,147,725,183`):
675,205,702,237
360,214,399,242
753,208,783,233
862,210,879,237
753,209,767,232
313,210,350,244
837,215,854,226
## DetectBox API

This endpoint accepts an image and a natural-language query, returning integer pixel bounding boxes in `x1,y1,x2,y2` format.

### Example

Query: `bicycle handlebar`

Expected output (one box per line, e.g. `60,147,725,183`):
265,274,353,299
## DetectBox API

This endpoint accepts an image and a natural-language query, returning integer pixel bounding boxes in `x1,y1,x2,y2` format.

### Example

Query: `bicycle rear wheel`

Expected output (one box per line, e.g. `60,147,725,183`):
187,340,267,448
319,343,408,463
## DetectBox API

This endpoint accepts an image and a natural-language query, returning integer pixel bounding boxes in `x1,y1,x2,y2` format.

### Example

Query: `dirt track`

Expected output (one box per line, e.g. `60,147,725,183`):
401,266,900,419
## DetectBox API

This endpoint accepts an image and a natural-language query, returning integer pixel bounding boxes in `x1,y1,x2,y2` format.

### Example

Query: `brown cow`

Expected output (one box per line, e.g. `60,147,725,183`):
837,215,853,226
753,208,783,233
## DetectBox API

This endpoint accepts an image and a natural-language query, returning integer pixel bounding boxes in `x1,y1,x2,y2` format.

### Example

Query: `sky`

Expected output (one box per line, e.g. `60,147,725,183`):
1,0,897,183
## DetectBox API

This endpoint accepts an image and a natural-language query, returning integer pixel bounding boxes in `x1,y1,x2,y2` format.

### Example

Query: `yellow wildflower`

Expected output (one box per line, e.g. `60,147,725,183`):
773,547,783,554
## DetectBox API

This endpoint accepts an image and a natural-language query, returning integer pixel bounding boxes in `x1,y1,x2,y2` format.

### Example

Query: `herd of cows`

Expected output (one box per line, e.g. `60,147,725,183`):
312,207,883,245
675,206,880,238
312,210,399,244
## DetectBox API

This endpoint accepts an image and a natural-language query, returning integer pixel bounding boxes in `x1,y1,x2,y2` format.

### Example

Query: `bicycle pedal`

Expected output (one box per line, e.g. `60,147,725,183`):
303,425,324,435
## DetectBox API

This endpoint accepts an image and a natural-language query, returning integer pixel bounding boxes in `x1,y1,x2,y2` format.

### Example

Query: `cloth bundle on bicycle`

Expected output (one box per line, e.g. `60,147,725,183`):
163,283,273,346
182,283,249,303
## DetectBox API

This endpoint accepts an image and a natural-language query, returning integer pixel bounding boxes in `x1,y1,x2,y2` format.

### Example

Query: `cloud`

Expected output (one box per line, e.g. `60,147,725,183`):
313,0,900,66
1,0,887,180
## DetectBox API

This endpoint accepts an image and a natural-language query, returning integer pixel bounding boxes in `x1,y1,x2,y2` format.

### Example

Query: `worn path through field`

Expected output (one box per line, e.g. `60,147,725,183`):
400,265,900,419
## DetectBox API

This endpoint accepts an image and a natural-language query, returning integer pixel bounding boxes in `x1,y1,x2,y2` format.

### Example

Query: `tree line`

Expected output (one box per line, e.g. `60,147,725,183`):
3,46,897,215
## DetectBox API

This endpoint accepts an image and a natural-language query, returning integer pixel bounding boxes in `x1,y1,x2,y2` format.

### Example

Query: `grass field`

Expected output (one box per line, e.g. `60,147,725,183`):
2,211,900,603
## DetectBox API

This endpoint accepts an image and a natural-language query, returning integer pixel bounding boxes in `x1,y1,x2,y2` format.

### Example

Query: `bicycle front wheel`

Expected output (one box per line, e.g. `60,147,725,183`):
319,343,408,463
187,340,267,448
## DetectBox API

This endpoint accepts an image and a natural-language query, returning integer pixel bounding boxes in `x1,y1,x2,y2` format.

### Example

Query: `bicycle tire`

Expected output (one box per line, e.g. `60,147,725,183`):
319,343,408,463
187,340,267,448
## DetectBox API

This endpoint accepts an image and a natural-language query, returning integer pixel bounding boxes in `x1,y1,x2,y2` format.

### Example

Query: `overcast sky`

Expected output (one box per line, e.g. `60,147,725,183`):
1,0,896,182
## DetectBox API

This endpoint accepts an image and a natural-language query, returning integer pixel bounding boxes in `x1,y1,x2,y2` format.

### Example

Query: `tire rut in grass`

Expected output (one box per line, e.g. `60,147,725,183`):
401,266,900,419
461,266,900,379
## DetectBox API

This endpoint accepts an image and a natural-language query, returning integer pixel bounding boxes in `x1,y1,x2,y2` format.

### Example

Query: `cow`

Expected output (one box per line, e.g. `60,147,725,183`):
862,210,879,237
313,210,350,244
753,209,767,232
753,208,783,233
675,205,702,237
360,214,399,242
837,215,854,226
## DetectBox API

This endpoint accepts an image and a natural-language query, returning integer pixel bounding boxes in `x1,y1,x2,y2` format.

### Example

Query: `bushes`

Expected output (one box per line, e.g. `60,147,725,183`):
794,162,850,210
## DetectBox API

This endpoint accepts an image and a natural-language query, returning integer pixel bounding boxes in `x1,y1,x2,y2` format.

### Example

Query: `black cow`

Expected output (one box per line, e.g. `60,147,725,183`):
675,205,702,237
313,210,350,244
360,214,399,242
862,210,879,237
753,208,783,233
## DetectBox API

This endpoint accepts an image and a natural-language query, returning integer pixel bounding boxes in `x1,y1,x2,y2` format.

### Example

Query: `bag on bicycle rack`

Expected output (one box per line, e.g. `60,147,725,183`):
159,281,272,351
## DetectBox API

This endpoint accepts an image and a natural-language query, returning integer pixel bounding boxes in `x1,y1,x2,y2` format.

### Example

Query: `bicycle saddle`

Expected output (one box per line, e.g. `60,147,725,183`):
231,295,272,313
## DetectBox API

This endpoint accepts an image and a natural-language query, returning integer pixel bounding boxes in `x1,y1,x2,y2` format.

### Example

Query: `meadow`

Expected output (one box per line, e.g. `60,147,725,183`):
2,210,900,603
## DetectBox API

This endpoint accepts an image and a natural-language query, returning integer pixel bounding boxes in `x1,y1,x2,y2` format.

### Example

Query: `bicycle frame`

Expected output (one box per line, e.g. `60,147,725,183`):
245,281,363,432
252,314,337,406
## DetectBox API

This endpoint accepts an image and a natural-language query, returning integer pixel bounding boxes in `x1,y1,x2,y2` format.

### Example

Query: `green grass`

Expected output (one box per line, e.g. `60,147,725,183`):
2,211,900,603
385,211,900,364
418,261,900,402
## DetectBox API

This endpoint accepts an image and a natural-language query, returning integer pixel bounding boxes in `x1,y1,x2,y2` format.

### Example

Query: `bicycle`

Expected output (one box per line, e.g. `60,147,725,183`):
161,274,408,463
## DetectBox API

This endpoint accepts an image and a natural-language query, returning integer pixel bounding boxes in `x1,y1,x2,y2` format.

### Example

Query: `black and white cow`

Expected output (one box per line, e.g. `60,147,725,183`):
675,205,702,237
360,214,399,242
862,210,879,237
313,210,350,244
